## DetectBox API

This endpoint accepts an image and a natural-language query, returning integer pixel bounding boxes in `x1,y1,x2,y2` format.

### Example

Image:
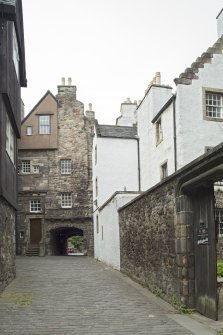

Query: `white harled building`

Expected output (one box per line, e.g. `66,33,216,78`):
93,9,223,269
93,101,140,269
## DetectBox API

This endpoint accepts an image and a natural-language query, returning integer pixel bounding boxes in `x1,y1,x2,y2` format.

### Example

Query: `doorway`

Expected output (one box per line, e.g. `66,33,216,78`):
30,219,42,244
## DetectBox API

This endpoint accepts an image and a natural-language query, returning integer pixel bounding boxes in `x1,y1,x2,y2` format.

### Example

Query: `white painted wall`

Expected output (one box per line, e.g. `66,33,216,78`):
217,9,223,38
94,193,139,270
138,52,223,191
176,53,223,169
137,85,173,191
93,134,139,206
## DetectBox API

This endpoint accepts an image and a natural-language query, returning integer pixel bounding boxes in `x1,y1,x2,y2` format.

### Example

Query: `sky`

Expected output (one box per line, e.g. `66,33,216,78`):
21,0,223,125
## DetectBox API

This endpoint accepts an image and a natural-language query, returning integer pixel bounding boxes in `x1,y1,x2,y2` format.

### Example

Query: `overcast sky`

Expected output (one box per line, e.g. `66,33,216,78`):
21,0,222,124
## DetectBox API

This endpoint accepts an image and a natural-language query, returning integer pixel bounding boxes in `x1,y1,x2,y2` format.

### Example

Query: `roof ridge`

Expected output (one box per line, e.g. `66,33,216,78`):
174,36,223,86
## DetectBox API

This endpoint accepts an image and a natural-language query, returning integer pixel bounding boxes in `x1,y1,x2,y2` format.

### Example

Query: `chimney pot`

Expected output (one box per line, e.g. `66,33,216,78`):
155,72,161,85
61,77,65,85
68,77,72,85
88,103,92,111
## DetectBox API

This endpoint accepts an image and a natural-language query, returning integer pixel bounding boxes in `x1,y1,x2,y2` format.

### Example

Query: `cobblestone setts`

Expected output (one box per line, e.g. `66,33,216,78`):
0,257,194,335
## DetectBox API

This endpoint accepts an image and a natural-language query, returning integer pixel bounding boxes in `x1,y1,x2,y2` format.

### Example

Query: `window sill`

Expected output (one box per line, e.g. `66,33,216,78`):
204,116,223,122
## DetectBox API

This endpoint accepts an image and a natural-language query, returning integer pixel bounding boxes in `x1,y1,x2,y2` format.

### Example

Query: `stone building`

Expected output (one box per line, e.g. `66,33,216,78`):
0,0,26,292
17,79,95,256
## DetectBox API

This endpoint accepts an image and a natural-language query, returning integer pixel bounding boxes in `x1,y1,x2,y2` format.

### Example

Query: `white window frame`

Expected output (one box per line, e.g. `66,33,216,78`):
30,200,41,213
12,23,20,80
206,92,223,118
6,113,15,164
21,160,31,174
61,193,72,208
39,115,50,134
61,160,72,174
26,126,33,135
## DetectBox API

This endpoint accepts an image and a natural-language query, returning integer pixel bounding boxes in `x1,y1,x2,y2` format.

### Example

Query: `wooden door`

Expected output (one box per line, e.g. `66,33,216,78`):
193,186,217,320
30,219,42,243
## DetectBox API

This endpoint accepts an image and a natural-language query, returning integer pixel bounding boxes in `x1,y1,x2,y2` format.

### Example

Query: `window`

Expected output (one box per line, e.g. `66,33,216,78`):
61,160,72,174
22,161,30,173
6,113,15,163
95,178,98,197
19,231,24,239
61,193,72,208
95,146,97,165
39,115,50,134
216,208,223,237
30,200,41,213
205,92,223,118
26,126,32,135
156,118,163,144
12,24,19,79
96,215,99,234
32,165,39,174
161,162,168,180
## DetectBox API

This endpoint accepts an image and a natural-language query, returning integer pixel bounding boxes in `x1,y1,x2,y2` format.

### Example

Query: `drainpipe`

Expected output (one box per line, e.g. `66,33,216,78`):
173,95,177,172
137,137,141,191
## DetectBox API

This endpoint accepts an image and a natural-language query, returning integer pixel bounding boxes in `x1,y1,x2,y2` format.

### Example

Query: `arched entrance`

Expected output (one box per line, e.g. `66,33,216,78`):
49,227,84,256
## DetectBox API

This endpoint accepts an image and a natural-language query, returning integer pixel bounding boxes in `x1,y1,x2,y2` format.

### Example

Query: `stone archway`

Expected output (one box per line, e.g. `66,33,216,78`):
45,220,94,256
49,227,84,256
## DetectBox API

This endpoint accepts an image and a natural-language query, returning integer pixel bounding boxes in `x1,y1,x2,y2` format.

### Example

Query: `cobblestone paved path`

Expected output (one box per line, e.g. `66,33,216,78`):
0,256,196,335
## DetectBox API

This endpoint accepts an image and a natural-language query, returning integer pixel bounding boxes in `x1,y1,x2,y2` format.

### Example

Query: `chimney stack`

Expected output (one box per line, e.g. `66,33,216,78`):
58,77,76,99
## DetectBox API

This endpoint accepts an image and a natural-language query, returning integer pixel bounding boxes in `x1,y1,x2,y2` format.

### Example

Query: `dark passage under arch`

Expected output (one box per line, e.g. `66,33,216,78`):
50,227,83,255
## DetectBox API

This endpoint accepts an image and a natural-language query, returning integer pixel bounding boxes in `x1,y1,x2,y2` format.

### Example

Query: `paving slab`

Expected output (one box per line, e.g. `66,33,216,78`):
0,256,218,334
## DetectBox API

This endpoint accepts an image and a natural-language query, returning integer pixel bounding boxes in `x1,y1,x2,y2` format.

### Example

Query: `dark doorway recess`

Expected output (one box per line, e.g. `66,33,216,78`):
50,227,83,255
30,219,42,244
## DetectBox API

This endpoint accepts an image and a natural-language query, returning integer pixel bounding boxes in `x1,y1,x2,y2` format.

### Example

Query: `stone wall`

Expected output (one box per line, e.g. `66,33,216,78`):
119,178,195,307
0,197,16,292
119,179,178,299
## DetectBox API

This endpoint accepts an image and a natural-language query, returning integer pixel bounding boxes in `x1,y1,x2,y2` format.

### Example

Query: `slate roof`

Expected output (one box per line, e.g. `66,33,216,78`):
0,0,16,4
95,122,137,139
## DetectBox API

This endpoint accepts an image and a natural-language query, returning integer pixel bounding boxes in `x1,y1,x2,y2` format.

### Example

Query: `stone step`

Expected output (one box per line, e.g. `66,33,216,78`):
26,245,40,256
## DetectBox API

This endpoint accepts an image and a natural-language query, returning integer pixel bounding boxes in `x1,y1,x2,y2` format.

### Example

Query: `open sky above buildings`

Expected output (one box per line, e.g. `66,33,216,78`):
22,0,222,124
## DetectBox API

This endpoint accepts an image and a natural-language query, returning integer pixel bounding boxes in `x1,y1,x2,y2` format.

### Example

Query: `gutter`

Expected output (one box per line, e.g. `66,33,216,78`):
173,95,177,172
137,137,141,191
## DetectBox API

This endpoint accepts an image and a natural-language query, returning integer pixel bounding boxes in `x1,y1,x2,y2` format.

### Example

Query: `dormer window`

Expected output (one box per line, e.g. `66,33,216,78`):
39,115,50,134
